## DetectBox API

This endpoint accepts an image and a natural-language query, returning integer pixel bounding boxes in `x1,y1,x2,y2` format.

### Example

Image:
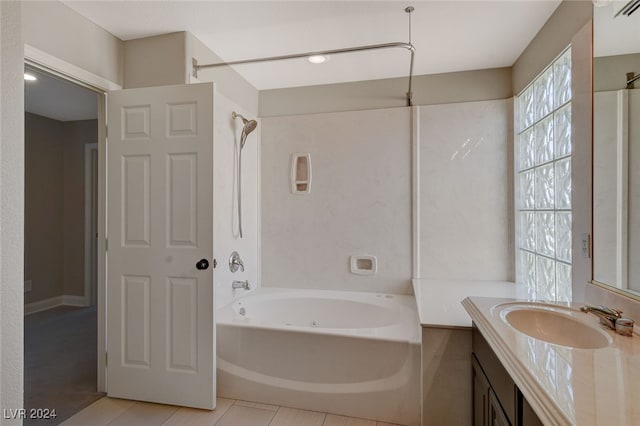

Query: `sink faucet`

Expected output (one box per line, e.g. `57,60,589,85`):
232,280,250,290
580,305,634,336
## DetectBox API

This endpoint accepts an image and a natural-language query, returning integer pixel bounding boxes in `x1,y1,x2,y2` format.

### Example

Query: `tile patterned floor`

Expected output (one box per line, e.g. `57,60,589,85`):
61,397,402,426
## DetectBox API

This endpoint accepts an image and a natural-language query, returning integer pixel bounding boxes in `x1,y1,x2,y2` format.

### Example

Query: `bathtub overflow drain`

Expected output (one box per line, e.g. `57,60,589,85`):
311,320,319,327
239,307,246,316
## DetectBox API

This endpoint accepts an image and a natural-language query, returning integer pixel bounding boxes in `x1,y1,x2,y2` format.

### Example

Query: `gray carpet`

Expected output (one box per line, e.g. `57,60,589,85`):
25,305,105,425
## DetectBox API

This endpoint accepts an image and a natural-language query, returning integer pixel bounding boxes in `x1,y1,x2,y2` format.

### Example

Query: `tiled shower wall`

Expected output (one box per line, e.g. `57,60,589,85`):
418,99,512,281
260,107,412,294
260,102,512,293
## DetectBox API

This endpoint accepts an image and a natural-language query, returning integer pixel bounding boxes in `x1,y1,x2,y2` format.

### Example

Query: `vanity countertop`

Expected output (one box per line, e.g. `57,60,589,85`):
411,279,534,327
463,296,640,426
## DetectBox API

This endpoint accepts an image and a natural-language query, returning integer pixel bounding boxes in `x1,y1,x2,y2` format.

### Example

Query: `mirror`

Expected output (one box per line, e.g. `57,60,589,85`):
593,2,640,294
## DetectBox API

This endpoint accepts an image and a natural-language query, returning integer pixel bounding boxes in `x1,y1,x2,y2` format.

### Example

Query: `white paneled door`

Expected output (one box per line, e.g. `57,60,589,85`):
107,83,215,409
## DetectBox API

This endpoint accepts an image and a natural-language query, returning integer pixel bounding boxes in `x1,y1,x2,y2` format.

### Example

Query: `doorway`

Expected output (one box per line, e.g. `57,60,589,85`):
23,64,104,424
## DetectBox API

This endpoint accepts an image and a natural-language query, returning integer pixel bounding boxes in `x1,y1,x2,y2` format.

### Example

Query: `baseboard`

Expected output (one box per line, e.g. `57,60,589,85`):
25,295,89,315
62,295,88,307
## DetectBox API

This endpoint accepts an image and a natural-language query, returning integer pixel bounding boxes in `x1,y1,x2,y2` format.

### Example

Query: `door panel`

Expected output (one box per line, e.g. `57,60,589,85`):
107,83,215,409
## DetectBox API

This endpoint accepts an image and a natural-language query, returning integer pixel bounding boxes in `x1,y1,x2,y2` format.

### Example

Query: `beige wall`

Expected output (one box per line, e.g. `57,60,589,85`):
25,114,97,304
22,1,123,86
259,67,512,117
1,1,25,420
121,31,260,114
63,119,98,297
124,32,188,89
594,53,640,92
512,0,592,95
25,113,65,304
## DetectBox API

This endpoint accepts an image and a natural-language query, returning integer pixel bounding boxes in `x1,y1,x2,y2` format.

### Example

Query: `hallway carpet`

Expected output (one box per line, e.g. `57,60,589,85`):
25,305,104,425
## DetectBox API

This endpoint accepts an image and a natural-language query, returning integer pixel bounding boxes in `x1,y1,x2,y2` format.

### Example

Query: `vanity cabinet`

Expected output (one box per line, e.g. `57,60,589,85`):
472,325,543,426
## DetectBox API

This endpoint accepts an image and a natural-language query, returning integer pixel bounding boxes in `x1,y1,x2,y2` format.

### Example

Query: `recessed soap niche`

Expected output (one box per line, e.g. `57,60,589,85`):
291,153,311,194
350,255,377,275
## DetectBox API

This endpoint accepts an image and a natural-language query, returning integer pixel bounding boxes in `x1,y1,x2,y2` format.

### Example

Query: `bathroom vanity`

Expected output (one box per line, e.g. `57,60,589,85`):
414,279,640,425
463,296,640,425
472,326,542,426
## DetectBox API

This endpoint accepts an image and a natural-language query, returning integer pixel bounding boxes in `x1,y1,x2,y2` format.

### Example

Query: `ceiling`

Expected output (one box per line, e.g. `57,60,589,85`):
25,66,98,122
594,3,640,58
62,0,562,91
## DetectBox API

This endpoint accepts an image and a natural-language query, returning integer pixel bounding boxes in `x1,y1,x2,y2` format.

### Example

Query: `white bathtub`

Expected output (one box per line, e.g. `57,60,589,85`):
216,287,421,426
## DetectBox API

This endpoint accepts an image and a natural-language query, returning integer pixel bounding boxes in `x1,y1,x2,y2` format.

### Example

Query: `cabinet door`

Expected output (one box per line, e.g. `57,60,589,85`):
472,356,490,426
518,390,544,426
489,389,511,426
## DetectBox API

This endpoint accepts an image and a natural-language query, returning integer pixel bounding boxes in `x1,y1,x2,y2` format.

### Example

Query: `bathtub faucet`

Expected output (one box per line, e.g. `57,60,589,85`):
229,251,245,273
232,280,251,290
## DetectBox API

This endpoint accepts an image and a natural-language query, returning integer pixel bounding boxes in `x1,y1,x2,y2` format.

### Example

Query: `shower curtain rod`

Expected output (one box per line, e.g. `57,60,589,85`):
627,72,640,89
191,41,416,106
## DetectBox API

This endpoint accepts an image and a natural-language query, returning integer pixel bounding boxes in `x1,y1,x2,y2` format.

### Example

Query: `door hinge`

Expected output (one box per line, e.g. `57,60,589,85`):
105,238,108,252
105,125,108,138
105,352,108,366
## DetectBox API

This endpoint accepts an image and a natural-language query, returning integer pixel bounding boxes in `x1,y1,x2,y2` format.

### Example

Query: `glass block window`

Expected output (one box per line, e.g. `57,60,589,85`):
515,48,572,302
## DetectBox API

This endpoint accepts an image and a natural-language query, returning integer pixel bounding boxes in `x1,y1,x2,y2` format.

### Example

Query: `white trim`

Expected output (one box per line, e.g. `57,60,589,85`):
616,90,629,290
24,44,122,91
85,143,99,307
97,93,107,393
25,296,64,316
411,106,421,279
257,118,262,289
25,295,89,315
63,295,88,307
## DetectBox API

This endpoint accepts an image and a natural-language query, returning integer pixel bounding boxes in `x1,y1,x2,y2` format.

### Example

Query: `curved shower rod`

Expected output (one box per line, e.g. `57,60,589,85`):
192,41,416,106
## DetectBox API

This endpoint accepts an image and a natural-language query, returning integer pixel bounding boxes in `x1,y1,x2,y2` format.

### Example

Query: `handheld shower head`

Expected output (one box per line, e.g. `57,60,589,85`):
232,111,258,239
232,111,258,149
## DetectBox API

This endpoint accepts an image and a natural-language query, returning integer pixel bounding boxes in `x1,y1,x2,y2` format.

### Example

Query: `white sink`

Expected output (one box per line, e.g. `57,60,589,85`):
496,303,613,349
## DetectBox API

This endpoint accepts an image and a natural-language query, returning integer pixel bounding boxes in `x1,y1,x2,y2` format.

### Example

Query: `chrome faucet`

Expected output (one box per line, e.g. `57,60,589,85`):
229,251,245,273
232,280,250,290
580,305,634,336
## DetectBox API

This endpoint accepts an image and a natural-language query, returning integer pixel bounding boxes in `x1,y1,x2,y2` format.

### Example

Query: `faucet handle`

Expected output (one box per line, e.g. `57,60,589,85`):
229,251,245,273
611,307,624,317
616,318,635,336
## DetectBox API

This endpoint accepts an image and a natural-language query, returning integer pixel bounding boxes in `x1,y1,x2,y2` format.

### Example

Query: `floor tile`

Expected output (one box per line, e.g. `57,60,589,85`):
61,397,135,426
162,398,234,425
269,406,326,426
323,414,376,426
108,401,178,426
234,400,279,411
216,405,276,426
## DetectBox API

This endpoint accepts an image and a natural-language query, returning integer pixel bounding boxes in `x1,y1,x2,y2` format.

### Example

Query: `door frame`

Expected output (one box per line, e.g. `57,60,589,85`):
25,44,121,393
84,143,99,307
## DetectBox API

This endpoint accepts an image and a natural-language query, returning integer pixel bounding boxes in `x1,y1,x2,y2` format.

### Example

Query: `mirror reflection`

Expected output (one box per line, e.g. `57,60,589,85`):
593,2,640,293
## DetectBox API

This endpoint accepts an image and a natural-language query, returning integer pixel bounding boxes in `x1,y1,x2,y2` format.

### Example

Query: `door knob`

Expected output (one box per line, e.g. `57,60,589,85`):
196,259,209,270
